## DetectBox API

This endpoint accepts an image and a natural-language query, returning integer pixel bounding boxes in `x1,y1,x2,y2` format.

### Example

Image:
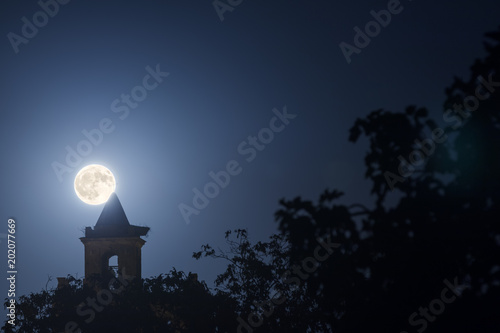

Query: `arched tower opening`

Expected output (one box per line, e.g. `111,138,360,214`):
108,254,119,276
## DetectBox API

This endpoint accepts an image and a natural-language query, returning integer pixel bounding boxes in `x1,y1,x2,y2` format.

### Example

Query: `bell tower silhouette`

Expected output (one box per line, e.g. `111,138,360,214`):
80,193,149,280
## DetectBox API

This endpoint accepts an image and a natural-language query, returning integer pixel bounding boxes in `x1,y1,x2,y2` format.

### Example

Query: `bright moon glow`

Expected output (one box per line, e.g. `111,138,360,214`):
74,164,116,205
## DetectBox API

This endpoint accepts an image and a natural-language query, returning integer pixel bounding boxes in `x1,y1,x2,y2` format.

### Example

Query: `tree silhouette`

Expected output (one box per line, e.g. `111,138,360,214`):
3,270,237,333
274,26,500,332
194,229,336,332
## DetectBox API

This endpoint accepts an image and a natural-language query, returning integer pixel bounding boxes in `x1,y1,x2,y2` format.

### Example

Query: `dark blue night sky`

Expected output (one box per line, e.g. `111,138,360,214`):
0,0,499,309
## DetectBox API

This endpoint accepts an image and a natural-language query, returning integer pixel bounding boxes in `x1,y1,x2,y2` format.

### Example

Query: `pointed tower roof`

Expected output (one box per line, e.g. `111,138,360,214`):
83,192,149,238
95,192,130,227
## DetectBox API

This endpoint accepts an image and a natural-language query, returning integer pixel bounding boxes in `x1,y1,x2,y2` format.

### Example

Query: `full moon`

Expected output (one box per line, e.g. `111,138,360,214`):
74,164,116,205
